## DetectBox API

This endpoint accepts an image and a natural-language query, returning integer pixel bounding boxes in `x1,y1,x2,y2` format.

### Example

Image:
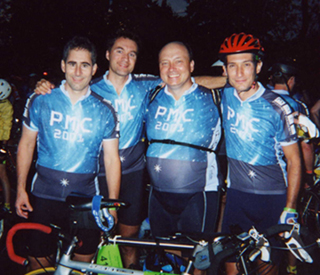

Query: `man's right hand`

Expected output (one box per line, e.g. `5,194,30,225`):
15,190,33,219
34,79,55,95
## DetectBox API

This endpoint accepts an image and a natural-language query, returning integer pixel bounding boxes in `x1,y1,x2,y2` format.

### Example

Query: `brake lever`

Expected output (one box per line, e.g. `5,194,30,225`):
285,223,313,263
248,227,271,262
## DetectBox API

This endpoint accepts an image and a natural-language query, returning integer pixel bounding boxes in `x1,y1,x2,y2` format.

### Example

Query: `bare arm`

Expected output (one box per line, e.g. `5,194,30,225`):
34,79,55,95
103,138,121,199
310,99,320,129
194,76,227,89
15,125,38,218
102,138,121,222
282,142,302,209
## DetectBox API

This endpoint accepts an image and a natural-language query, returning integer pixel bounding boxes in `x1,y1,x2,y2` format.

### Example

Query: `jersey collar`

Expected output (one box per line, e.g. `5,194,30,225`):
272,89,289,96
60,80,91,102
163,82,198,99
103,71,132,87
233,81,266,102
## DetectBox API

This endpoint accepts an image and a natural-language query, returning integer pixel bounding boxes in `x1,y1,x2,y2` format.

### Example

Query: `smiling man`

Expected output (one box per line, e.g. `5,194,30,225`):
145,42,222,239
219,33,301,275
15,36,120,271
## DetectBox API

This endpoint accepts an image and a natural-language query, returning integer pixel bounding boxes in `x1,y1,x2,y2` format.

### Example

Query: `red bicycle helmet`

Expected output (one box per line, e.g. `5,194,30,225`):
219,33,264,57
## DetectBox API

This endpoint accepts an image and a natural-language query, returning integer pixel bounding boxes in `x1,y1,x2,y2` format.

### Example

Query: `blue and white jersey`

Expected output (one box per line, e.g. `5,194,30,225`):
23,82,119,201
145,83,221,193
91,72,161,174
221,83,297,195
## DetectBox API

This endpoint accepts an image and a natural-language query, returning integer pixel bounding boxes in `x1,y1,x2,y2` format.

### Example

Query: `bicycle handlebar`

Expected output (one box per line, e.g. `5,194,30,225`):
6,222,52,266
210,224,295,274
66,194,128,211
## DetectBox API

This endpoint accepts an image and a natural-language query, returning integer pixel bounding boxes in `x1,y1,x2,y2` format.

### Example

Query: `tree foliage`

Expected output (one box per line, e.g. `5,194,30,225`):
0,0,319,85
0,0,12,47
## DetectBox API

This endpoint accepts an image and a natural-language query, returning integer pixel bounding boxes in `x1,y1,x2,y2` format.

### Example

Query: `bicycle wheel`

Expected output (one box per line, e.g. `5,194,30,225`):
25,267,84,275
300,190,320,234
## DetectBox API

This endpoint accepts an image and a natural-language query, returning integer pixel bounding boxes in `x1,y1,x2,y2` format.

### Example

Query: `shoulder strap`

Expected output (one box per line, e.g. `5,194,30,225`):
211,88,221,106
90,90,112,106
149,139,216,153
148,86,217,153
149,85,164,103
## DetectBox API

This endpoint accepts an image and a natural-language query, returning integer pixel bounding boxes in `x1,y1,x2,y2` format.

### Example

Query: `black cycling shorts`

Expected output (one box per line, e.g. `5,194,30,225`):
221,188,287,264
26,194,101,257
99,169,148,226
148,189,220,238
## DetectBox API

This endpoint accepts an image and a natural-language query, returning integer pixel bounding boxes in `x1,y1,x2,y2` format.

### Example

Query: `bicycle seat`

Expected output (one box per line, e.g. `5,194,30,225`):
66,193,128,210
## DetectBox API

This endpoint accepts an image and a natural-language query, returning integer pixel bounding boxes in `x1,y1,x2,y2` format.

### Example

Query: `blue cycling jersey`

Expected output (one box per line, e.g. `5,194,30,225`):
222,83,297,195
145,84,221,193
23,82,119,201
91,72,161,174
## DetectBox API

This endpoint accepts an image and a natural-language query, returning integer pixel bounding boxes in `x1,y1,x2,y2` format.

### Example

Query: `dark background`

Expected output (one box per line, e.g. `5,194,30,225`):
0,0,320,100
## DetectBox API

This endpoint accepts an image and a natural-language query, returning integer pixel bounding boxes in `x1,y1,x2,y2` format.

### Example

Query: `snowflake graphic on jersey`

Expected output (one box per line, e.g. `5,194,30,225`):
60,178,69,187
154,164,162,173
248,170,256,179
120,156,125,163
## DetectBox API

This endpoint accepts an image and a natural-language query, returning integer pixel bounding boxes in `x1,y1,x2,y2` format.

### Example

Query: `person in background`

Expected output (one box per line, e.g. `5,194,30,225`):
0,79,13,211
269,63,314,188
268,62,313,274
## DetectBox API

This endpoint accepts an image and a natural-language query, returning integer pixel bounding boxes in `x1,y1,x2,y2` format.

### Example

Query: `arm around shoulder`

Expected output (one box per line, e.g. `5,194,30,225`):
34,79,55,95
194,76,227,89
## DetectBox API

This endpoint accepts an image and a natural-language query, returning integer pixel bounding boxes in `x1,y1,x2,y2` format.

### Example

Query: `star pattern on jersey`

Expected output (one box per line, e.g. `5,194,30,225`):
120,156,125,163
154,164,162,173
248,170,256,179
60,178,69,187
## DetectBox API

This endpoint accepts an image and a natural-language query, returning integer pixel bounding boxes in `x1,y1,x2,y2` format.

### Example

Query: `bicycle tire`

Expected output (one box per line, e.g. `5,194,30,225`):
24,267,84,275
300,190,320,234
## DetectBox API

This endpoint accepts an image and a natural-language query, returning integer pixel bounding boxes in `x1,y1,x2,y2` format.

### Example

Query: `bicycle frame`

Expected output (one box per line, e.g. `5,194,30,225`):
55,235,197,275
7,222,200,275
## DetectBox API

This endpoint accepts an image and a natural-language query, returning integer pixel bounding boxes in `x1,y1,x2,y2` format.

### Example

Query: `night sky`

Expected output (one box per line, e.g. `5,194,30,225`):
1,0,319,100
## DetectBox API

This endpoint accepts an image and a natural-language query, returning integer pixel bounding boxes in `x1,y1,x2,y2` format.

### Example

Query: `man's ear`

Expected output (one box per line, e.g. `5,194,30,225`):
287,76,295,90
288,76,295,85
106,51,110,61
190,60,195,73
61,60,66,73
223,66,227,76
256,60,263,74
92,64,98,76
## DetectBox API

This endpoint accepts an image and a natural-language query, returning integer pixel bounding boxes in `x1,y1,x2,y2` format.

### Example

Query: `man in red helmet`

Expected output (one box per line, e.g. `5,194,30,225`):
219,33,301,275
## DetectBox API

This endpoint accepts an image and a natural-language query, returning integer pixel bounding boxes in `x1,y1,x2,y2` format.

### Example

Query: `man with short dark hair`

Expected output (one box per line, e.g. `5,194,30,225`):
16,36,120,271
219,33,301,275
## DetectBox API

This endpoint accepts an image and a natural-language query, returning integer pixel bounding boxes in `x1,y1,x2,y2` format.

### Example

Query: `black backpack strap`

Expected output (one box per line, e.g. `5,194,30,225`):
211,89,221,106
149,139,216,153
149,85,164,103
